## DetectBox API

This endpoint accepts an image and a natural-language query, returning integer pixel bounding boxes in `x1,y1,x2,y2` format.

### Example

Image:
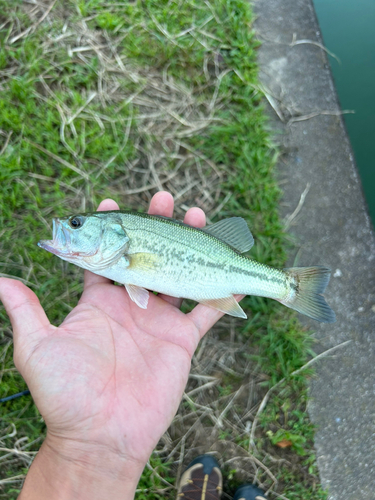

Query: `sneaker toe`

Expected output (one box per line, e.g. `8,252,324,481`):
233,484,268,500
177,454,222,500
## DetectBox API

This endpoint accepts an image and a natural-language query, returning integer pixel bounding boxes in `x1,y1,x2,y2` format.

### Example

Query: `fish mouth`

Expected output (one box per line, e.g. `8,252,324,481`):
38,218,70,256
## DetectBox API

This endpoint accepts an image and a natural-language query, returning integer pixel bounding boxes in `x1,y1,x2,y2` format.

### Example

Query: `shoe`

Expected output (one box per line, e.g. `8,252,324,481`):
233,484,268,500
176,454,223,500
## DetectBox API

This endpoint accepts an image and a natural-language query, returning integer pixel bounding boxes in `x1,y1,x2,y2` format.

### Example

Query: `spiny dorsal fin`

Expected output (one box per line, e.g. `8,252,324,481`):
203,217,254,253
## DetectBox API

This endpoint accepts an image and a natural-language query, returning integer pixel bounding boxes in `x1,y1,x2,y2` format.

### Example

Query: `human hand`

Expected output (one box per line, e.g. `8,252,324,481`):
0,192,230,500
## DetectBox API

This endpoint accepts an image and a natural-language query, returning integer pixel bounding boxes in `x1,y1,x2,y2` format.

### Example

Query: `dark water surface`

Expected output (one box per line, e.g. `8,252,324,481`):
313,0,375,226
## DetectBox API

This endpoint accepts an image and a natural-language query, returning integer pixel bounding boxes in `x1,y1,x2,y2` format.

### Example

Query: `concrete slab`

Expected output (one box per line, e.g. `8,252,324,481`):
252,0,375,498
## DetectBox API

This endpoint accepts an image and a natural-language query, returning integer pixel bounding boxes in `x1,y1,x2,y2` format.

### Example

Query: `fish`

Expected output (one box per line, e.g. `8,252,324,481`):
38,211,336,323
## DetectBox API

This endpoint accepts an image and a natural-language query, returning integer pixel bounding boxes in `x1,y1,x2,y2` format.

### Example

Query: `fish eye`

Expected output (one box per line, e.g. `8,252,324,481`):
68,216,84,229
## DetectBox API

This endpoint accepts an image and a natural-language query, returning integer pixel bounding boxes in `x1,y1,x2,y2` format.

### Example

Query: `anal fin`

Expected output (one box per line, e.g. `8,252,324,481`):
125,283,149,309
199,296,247,319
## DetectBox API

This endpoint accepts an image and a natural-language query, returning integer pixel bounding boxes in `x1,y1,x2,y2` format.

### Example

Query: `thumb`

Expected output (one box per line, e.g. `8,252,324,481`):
0,278,52,356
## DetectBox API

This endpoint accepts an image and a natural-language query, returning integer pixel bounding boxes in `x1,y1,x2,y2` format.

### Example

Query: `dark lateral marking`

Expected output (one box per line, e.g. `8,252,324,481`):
228,265,285,285
291,281,299,292
185,255,226,270
205,261,226,269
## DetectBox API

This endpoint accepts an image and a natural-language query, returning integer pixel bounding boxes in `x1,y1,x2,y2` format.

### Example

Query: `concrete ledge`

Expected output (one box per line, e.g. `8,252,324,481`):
253,0,375,498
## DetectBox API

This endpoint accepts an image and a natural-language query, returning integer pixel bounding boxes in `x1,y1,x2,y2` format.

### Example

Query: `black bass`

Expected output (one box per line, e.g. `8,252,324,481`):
38,211,335,323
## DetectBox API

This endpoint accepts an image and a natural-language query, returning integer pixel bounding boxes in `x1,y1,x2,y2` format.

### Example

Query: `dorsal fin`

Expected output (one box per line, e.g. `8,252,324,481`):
203,217,254,253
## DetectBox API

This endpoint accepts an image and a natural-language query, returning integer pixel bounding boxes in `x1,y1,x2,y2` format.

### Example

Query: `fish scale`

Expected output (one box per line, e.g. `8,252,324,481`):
108,214,285,299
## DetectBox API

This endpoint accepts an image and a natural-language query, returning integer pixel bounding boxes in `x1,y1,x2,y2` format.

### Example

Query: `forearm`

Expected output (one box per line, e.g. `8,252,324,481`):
19,435,145,500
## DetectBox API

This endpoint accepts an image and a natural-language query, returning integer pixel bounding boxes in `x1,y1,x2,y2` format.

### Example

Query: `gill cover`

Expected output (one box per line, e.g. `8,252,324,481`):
82,216,130,271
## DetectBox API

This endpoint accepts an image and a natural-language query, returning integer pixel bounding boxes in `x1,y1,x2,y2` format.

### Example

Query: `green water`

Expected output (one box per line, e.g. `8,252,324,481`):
313,0,375,226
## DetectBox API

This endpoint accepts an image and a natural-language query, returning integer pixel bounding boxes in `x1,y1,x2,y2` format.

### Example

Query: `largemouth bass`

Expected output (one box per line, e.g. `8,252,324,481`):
38,211,335,323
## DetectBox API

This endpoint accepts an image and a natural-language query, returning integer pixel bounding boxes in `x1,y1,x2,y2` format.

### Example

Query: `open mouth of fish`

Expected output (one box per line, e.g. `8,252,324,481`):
37,218,72,256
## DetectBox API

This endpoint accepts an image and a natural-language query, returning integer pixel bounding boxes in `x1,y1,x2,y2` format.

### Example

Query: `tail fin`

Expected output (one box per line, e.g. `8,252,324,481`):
280,266,336,323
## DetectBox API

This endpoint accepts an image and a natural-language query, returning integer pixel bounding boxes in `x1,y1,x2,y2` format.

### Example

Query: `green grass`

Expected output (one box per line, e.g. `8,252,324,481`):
0,1,326,498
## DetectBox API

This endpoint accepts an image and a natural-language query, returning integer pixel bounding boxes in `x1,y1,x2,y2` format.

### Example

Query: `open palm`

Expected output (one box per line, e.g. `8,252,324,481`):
0,193,227,474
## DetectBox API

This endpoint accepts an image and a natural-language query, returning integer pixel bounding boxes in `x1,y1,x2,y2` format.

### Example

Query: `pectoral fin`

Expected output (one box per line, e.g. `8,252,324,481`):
199,296,247,318
125,284,149,309
128,252,160,271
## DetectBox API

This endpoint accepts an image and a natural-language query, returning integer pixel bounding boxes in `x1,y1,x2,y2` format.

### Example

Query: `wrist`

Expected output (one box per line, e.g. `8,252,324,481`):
19,433,146,500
